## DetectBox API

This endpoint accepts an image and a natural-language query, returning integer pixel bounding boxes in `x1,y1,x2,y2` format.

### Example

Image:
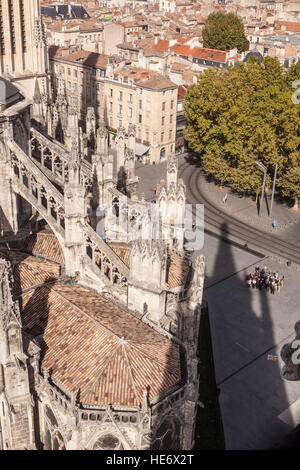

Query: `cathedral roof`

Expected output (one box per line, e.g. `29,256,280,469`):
3,250,183,408
24,229,65,265
0,250,61,294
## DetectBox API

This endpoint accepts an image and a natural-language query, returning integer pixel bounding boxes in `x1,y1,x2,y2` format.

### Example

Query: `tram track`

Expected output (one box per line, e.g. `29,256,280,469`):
178,160,300,265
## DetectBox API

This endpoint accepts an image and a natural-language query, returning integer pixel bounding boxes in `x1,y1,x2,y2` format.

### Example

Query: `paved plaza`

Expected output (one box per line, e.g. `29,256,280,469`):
197,232,300,450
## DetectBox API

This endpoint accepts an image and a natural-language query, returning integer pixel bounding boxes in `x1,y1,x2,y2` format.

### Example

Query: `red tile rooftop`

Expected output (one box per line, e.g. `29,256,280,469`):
24,231,64,264
178,84,188,101
152,39,170,51
3,227,187,407
274,21,300,32
0,250,60,294
49,46,111,68
21,280,182,407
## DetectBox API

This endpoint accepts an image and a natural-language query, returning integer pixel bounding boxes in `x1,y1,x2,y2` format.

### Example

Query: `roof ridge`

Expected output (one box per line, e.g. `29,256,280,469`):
90,342,124,399
50,283,124,343
122,342,141,406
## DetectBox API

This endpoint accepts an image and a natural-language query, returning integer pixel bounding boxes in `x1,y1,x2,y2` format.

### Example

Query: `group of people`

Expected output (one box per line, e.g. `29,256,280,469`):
246,266,285,294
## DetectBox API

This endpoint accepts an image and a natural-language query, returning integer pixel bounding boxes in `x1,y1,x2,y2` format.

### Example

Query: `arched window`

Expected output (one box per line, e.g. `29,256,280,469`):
160,147,166,161
151,417,181,450
44,430,52,450
93,434,124,450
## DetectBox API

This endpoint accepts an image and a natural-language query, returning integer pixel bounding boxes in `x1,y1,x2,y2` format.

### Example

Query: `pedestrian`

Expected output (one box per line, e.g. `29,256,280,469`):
271,278,276,294
154,186,157,195
222,194,228,204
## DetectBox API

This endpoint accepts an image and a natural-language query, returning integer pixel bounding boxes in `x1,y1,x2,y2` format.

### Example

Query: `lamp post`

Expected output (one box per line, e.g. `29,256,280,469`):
256,161,267,217
270,156,283,218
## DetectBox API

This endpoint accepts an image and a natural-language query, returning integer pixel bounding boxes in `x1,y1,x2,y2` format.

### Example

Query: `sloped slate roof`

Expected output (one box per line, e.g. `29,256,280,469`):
41,5,90,19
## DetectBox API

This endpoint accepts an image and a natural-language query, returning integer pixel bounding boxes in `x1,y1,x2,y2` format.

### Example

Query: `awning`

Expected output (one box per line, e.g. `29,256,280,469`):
135,143,150,157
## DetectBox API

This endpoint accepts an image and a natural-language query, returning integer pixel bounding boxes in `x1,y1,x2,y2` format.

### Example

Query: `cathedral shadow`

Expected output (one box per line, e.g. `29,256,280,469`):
19,279,53,362
19,279,54,450
117,165,128,196
143,246,200,450
0,206,14,235
88,166,100,230
55,118,64,144
184,152,202,168
201,222,291,449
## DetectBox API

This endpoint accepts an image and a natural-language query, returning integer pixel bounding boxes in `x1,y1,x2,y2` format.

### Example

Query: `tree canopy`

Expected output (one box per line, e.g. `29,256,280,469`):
202,12,249,53
184,57,300,206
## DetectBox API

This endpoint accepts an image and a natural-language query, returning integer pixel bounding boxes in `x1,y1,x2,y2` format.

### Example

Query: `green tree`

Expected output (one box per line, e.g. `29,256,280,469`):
202,12,249,53
184,57,300,207
277,166,300,210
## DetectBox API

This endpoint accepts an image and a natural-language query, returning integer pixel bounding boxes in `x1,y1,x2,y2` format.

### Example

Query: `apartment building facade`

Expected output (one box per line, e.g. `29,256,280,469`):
105,69,177,163
49,47,109,122
49,48,178,164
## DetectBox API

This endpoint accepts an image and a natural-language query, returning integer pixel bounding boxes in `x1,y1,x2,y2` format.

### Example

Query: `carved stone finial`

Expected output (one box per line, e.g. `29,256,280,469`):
86,107,96,139
167,153,178,175
116,125,126,139
0,258,21,332
97,122,108,139
128,124,136,138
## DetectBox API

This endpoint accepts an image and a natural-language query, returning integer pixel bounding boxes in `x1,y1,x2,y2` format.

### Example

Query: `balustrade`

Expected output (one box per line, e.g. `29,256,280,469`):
5,130,129,290
30,126,92,191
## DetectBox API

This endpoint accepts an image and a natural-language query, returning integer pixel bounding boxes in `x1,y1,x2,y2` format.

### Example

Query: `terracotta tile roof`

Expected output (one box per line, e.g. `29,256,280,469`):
275,21,300,32
170,44,195,56
108,242,131,268
136,74,176,90
144,49,167,58
152,39,170,51
21,282,182,406
0,251,60,294
167,251,189,288
47,18,103,32
178,84,188,100
2,234,186,407
112,66,176,90
170,44,233,63
171,62,190,72
191,47,228,62
49,46,110,68
24,231,64,264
